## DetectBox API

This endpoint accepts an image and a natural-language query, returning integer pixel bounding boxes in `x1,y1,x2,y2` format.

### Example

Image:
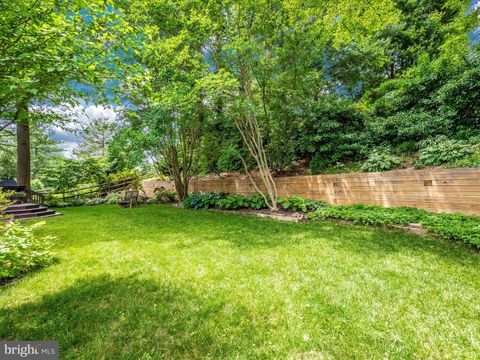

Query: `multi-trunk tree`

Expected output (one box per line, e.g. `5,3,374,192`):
119,0,401,209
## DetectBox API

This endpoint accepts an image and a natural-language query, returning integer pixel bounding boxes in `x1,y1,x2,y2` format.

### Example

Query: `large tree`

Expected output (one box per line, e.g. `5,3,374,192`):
0,0,139,186
120,0,400,208
73,114,117,159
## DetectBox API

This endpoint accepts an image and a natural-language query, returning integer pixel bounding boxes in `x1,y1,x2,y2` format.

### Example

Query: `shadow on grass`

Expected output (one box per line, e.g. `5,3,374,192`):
160,208,479,262
41,205,479,267
0,275,266,359
0,274,403,359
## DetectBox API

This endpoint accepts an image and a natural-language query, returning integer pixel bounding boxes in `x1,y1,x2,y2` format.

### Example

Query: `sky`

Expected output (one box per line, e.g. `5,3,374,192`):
50,102,117,157
49,0,480,157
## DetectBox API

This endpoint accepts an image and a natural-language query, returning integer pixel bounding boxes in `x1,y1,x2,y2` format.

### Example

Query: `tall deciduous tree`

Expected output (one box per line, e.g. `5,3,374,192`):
74,115,117,159
0,0,140,186
120,0,400,208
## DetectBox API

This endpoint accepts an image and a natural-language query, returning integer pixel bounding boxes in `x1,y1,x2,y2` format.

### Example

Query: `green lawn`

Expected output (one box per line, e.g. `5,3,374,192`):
1,205,479,359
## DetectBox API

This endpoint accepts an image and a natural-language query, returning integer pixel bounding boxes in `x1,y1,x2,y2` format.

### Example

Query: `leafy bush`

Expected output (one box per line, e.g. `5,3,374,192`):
0,191,13,226
183,192,227,210
310,204,480,248
361,150,401,172
85,197,106,206
104,192,121,205
278,196,326,212
183,192,269,210
146,186,176,204
215,145,243,173
184,192,326,212
448,147,480,168
70,197,87,206
299,97,367,174
0,222,55,279
218,193,268,210
313,204,425,226
415,138,475,168
44,199,71,208
421,213,480,248
45,192,124,207
184,192,480,248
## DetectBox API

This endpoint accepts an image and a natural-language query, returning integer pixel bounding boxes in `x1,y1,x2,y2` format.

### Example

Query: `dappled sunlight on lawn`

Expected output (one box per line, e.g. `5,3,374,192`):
1,205,479,359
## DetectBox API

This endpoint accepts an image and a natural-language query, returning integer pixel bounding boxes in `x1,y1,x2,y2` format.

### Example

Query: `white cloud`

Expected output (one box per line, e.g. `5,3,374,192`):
48,104,118,158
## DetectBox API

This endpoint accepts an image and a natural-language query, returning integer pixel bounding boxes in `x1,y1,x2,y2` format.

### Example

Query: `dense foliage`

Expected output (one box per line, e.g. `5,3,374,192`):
0,192,55,280
111,0,479,182
0,222,55,280
183,192,480,248
1,0,479,207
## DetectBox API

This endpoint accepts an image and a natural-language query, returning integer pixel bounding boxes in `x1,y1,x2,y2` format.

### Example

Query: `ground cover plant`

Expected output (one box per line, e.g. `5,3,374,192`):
0,205,479,358
183,192,480,248
0,222,55,280
0,192,55,280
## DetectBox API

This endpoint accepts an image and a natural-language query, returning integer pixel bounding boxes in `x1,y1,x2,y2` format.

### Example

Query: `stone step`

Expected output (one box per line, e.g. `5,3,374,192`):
2,203,62,220
3,206,47,215
13,210,58,220
4,203,40,211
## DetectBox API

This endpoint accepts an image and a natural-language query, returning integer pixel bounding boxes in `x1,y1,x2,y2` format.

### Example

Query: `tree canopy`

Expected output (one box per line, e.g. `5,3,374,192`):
1,0,479,203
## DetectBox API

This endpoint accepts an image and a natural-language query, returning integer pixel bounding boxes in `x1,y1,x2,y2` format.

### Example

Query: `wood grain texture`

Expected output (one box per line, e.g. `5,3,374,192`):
189,168,480,216
142,168,480,215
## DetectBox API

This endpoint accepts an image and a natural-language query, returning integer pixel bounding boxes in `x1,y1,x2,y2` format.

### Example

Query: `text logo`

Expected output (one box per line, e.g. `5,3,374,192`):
0,341,58,360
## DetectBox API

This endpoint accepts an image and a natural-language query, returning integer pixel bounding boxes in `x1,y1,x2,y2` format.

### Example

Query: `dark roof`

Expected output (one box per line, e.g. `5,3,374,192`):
0,179,17,187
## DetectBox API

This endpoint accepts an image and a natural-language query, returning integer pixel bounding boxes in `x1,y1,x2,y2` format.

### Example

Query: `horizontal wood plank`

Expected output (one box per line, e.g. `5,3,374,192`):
144,168,480,216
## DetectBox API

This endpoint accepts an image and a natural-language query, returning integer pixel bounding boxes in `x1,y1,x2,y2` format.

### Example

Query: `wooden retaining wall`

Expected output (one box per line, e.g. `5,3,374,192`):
142,179,175,197
142,168,480,216
187,168,480,216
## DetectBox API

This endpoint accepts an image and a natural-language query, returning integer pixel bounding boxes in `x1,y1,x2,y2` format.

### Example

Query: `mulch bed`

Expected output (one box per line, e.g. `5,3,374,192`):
194,206,430,235
0,273,25,287
209,208,307,222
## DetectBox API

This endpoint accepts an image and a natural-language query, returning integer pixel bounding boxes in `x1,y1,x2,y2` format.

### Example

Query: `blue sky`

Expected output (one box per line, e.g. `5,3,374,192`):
50,0,480,158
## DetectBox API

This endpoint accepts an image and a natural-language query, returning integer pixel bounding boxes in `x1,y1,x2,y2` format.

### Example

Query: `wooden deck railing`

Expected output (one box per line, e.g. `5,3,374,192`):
25,188,45,205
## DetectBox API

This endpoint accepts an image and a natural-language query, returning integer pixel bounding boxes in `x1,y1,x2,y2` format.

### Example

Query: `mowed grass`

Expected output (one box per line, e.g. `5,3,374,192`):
1,205,479,359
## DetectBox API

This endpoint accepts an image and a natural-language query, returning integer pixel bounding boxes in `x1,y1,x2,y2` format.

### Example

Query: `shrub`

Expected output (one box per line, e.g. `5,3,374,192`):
0,222,55,279
421,213,480,248
361,150,401,172
104,192,121,205
70,197,87,206
311,204,480,248
278,196,326,212
415,138,476,168
313,204,425,226
147,186,176,204
183,192,228,210
298,97,367,174
448,147,480,168
215,145,243,173
0,191,13,227
44,199,70,208
85,197,105,206
184,193,326,213
183,192,268,210
215,194,267,210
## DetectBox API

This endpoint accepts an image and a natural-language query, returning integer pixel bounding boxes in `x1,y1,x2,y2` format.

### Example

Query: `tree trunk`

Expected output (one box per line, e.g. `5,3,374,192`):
173,177,188,201
15,104,30,187
236,61,278,210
